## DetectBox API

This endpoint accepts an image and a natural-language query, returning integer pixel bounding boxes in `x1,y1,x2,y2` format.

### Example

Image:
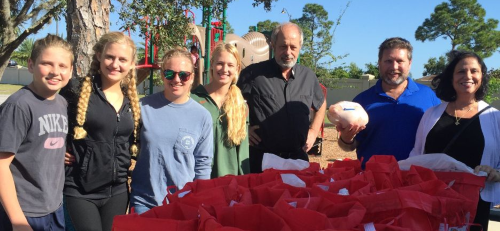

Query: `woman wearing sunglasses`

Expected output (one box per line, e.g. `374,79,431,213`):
129,48,213,214
191,43,250,178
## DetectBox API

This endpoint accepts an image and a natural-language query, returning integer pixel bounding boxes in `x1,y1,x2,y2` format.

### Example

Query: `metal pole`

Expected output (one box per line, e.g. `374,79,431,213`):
222,0,227,41
203,6,212,85
148,19,155,95
149,37,154,95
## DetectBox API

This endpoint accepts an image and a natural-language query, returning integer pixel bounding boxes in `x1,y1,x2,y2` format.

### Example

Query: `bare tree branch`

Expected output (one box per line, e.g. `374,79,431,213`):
16,0,61,26
13,0,35,26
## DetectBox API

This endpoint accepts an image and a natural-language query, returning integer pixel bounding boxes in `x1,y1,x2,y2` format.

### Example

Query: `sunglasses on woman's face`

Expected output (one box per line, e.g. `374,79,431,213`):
163,69,191,82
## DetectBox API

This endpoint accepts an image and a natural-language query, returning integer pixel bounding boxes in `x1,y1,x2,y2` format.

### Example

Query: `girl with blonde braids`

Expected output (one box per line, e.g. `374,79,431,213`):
130,48,213,214
59,31,140,231
191,43,250,178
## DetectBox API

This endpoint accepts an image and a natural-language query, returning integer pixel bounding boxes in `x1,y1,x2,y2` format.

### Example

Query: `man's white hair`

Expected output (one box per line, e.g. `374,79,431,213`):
270,22,303,47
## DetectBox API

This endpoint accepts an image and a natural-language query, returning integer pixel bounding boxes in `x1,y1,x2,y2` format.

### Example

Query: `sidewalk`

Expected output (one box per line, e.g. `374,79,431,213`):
490,221,499,229
490,207,500,229
0,94,9,104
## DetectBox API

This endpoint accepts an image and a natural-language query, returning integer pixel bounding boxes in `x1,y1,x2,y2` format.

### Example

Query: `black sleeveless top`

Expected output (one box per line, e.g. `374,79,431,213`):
424,111,484,167
424,111,490,231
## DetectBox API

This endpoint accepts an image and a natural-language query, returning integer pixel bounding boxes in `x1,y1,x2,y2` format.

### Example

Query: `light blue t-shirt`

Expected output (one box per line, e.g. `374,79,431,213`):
130,92,213,209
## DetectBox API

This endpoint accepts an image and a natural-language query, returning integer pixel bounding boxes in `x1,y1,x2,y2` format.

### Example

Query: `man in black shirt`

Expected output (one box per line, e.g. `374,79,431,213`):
238,22,326,173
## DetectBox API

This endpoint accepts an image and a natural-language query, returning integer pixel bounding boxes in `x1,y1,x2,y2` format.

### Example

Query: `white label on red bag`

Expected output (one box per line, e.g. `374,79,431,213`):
288,201,298,208
448,226,467,231
178,190,191,198
363,222,376,231
439,223,467,231
445,180,455,189
338,188,349,196
317,185,329,191
229,200,238,207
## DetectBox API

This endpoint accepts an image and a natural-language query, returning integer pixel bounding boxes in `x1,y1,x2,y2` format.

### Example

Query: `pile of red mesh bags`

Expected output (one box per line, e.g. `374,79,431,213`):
112,155,485,231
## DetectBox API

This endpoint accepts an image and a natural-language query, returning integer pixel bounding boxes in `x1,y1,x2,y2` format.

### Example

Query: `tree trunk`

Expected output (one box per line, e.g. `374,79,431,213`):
0,37,15,81
67,0,110,78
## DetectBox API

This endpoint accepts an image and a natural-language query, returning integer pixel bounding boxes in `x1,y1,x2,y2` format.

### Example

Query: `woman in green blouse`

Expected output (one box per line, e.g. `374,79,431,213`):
191,43,250,178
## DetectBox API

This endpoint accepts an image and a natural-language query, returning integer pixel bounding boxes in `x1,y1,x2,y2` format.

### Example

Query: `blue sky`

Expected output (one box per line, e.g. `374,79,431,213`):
36,0,500,79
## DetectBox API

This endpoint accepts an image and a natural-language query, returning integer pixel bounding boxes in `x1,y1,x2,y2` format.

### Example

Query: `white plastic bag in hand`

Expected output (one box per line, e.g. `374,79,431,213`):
327,101,369,129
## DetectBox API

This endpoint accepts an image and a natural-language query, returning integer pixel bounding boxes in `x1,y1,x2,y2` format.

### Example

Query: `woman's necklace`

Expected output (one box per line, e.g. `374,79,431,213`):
454,102,473,125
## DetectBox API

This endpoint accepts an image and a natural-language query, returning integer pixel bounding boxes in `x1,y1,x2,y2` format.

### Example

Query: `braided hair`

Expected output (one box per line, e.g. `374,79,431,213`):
73,32,141,157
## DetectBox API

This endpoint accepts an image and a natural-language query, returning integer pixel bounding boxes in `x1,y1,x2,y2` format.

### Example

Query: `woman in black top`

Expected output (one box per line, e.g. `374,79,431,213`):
59,32,140,231
410,50,500,231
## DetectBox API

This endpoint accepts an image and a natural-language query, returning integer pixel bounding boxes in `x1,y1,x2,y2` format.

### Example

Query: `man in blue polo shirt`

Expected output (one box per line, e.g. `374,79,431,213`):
337,37,440,167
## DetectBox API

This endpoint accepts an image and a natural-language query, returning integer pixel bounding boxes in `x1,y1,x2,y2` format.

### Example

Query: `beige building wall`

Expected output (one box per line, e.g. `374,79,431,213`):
1,67,32,85
3,70,500,109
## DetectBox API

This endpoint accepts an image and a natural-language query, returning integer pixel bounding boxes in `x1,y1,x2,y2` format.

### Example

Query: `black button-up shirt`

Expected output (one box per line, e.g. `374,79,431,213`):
237,59,324,153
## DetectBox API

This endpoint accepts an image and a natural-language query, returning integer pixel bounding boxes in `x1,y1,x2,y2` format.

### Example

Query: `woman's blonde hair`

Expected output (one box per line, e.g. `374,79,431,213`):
161,47,194,72
73,32,141,157
210,43,247,146
30,34,74,64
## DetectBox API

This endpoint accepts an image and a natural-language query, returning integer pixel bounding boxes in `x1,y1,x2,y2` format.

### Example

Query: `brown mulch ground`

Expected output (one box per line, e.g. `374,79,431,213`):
308,125,357,168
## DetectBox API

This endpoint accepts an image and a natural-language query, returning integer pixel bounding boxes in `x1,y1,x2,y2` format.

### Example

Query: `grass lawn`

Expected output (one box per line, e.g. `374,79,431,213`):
0,84,23,95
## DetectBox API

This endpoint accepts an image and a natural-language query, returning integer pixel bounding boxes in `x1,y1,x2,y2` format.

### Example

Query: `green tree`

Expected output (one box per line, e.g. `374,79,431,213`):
250,0,278,10
118,0,192,54
295,3,332,72
315,66,333,79
489,68,500,79
347,62,363,79
364,62,379,78
331,66,349,79
296,2,350,72
0,0,66,81
422,55,447,76
415,0,500,58
118,0,278,56
11,38,35,67
248,20,279,32
485,68,500,103
485,77,500,103
225,21,235,34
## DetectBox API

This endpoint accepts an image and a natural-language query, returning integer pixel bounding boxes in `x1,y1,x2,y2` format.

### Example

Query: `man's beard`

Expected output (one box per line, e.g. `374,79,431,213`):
381,72,408,86
276,56,297,69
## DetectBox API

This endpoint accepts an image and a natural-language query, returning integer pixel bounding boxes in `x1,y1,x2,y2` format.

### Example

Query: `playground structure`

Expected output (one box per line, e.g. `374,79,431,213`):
133,11,272,93
189,26,271,86
136,25,272,89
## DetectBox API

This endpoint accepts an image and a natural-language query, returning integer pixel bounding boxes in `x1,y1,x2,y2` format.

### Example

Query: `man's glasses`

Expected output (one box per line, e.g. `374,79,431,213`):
163,69,191,82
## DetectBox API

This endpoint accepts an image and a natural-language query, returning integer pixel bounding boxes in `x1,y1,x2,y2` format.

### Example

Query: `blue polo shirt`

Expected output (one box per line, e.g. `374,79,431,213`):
353,78,440,166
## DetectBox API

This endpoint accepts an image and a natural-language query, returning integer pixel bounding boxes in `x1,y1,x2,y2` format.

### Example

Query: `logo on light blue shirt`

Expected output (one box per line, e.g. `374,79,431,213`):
181,135,195,150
